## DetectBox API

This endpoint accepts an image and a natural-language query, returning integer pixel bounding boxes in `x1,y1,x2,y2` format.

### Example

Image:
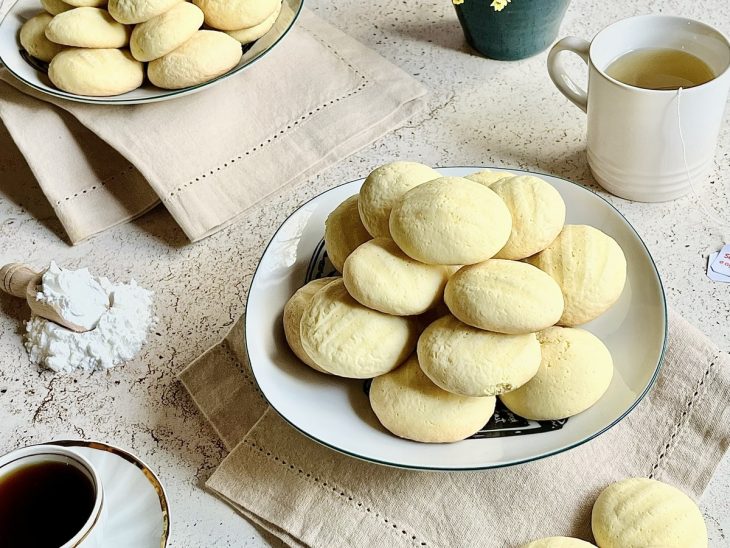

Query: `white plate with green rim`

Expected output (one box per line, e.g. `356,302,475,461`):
245,166,667,470
0,0,302,105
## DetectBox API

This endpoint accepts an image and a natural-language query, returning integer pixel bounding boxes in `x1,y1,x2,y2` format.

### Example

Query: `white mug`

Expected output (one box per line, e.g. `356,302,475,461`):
0,445,105,547
547,15,730,202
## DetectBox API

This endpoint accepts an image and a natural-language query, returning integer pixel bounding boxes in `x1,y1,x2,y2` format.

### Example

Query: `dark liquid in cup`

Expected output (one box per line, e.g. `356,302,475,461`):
0,460,95,548
606,47,716,90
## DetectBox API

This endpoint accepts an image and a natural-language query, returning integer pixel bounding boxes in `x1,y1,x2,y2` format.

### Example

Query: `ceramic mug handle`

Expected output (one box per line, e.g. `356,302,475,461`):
547,37,591,112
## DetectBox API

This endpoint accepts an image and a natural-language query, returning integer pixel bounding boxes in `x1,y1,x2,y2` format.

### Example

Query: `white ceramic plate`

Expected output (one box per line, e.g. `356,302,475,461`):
44,440,170,546
0,0,302,105
246,167,667,470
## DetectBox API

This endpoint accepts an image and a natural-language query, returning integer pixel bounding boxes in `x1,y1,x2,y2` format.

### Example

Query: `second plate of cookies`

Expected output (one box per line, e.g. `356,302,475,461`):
246,165,667,470
0,0,302,104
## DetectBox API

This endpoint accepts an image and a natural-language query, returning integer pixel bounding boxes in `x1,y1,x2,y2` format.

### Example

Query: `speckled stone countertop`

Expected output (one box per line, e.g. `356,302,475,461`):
0,0,728,546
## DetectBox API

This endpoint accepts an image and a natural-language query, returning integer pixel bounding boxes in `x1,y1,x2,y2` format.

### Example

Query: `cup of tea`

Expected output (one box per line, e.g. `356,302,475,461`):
547,15,730,202
0,445,104,547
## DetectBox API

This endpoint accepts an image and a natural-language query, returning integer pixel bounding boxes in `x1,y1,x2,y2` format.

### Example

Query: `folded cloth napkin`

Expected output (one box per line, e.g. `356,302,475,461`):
0,9,427,244
179,310,730,547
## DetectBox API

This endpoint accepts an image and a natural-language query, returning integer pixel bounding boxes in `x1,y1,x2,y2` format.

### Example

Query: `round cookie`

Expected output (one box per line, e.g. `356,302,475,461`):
491,175,566,260
49,48,143,96
41,0,74,15
500,326,613,420
45,7,130,48
130,2,204,62
526,225,627,326
464,169,513,187
192,0,279,31
369,354,496,443
444,259,564,334
417,315,541,397
108,0,182,24
324,194,372,273
300,279,418,379
591,478,707,548
147,30,242,90
520,538,596,548
19,13,65,63
226,1,280,44
63,0,107,7
343,238,449,316
358,161,440,238
282,277,338,374
389,177,512,265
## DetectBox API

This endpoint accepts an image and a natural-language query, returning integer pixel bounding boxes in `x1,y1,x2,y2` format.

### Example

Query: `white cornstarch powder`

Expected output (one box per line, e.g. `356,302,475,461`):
36,261,109,331
25,264,155,373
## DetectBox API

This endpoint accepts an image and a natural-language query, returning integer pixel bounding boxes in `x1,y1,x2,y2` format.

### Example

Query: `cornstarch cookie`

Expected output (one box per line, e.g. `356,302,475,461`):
45,7,130,48
41,0,74,15
324,194,372,273
343,238,449,315
300,279,418,379
358,161,440,238
369,354,496,443
63,0,107,7
526,225,627,326
130,2,204,62
109,0,182,24
282,277,338,374
148,30,242,89
49,48,144,96
520,538,596,548
389,177,512,265
20,13,65,63
445,259,564,334
491,175,566,260
592,478,707,548
500,326,613,420
464,169,513,187
417,315,541,397
226,1,280,44
193,0,280,31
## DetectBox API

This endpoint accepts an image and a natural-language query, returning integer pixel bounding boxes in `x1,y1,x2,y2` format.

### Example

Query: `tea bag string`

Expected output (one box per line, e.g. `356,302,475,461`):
676,87,730,235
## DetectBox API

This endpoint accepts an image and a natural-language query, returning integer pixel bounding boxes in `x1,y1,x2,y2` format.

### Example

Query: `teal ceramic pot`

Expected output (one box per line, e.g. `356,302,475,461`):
454,0,571,60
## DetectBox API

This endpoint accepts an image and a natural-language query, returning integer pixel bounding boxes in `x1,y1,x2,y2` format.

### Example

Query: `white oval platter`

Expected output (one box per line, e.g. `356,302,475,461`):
245,167,667,471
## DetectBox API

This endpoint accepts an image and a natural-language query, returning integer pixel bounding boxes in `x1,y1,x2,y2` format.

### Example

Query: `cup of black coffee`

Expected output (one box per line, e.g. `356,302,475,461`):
0,445,104,547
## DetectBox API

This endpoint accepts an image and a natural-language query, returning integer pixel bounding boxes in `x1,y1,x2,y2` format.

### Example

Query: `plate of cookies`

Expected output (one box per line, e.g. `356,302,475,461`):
0,0,301,104
246,164,667,470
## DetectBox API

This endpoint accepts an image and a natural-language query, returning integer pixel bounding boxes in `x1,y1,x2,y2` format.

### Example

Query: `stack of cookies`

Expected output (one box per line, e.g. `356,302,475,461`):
283,162,628,444
18,0,282,95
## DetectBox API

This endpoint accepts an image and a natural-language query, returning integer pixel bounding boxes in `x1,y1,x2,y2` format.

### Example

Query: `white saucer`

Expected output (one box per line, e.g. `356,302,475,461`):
43,440,170,547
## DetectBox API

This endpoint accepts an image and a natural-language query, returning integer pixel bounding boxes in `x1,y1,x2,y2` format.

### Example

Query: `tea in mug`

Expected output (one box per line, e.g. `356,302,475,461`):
606,47,715,90
0,460,95,547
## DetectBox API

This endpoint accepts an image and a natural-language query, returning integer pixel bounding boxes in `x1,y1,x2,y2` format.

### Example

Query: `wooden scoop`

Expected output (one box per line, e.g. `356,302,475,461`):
0,263,89,332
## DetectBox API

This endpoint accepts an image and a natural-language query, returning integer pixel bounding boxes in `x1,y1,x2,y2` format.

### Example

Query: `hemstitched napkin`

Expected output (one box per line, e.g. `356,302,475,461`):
179,310,730,547
0,9,428,243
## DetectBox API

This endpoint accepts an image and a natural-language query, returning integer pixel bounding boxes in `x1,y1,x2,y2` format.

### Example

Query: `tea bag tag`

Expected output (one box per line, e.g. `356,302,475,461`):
709,243,730,277
707,250,730,283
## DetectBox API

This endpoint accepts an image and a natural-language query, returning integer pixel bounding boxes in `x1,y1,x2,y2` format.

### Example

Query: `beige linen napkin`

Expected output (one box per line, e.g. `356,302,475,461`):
179,310,730,547
0,10,427,243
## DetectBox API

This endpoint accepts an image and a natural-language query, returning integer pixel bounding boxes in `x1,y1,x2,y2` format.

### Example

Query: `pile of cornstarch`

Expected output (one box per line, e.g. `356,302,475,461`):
25,261,155,373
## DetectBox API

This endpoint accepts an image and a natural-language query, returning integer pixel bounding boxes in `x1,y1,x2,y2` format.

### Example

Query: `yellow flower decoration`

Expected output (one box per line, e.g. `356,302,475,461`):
490,0,512,10
452,0,512,10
